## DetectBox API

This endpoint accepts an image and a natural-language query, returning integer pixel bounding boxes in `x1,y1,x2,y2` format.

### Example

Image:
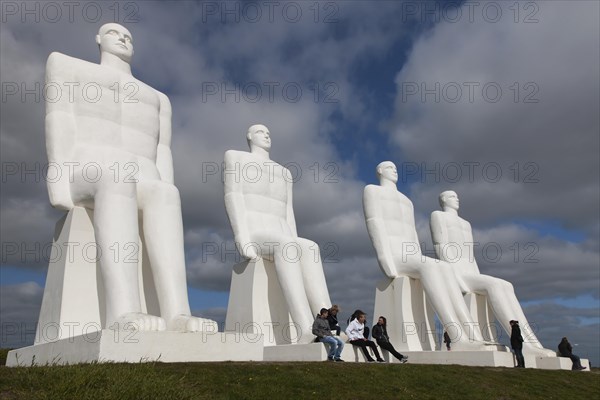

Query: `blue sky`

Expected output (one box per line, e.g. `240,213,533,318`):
1,1,599,365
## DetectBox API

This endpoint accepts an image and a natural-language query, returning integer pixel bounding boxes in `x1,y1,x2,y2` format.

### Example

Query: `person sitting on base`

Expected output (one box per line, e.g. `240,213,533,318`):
346,311,384,362
558,337,586,370
372,316,408,363
327,305,342,336
313,308,344,362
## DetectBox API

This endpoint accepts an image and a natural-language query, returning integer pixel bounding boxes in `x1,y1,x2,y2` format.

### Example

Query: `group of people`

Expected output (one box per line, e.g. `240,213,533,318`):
509,320,586,370
312,306,408,363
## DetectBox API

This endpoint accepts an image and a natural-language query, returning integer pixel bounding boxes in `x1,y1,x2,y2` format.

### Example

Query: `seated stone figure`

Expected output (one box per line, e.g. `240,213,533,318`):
224,124,332,343
363,162,486,349
45,23,215,332
430,190,554,356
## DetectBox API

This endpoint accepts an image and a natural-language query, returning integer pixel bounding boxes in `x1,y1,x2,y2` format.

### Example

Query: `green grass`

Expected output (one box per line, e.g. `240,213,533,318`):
1,349,598,399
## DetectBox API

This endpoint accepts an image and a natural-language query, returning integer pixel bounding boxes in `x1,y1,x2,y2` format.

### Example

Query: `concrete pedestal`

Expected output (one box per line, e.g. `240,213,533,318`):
225,259,299,346
7,330,264,366
372,277,436,351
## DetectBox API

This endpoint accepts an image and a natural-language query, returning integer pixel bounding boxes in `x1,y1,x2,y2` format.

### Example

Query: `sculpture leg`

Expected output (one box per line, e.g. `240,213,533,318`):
409,258,484,348
296,238,332,315
138,181,216,332
71,172,165,331
271,244,314,343
461,274,553,356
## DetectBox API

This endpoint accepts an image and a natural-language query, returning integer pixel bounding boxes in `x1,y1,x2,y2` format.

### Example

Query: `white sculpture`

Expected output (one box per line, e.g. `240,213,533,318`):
430,190,554,356
224,124,332,343
44,23,215,332
364,162,486,349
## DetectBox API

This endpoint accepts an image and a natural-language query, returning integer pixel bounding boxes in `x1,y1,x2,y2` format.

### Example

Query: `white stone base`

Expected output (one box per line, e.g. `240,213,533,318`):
264,342,371,362
536,356,591,371
403,350,514,367
6,330,264,366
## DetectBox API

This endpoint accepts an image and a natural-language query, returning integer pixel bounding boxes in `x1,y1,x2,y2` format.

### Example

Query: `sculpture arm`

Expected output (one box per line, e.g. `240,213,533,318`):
156,91,174,184
223,151,258,260
363,187,398,279
285,171,298,237
430,211,449,260
45,52,75,210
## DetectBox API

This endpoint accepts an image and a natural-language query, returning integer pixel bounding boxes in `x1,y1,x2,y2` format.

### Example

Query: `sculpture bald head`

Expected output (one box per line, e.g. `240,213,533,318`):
439,190,459,211
247,124,271,152
376,161,398,185
96,23,134,63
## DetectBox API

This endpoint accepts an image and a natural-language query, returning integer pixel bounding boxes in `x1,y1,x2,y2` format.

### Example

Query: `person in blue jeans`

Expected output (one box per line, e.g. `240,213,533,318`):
313,308,344,361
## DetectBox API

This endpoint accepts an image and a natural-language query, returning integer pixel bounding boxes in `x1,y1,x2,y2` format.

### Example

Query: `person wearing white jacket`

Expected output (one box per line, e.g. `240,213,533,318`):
345,311,384,362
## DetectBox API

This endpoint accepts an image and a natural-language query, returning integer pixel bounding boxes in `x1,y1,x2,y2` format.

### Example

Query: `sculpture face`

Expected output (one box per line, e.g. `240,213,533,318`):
96,23,134,63
441,190,459,211
247,124,271,151
378,162,398,184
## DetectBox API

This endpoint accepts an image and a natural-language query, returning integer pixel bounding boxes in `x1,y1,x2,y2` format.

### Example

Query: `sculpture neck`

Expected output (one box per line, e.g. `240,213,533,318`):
250,147,270,160
380,179,397,190
443,207,459,216
100,52,132,75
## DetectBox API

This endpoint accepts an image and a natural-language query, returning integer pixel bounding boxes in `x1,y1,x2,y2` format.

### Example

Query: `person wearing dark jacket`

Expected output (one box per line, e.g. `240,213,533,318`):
443,330,451,351
510,320,525,368
327,305,341,335
313,308,344,361
372,316,408,363
558,337,586,370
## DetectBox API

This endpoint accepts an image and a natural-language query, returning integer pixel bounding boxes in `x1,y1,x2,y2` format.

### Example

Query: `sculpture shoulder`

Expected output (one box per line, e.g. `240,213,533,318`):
155,90,172,111
363,184,381,197
47,52,95,71
224,149,247,163
430,210,445,220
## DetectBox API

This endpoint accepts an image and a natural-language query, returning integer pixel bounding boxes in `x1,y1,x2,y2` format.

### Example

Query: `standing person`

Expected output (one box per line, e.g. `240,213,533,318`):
346,312,384,362
443,330,452,351
510,320,525,368
313,308,344,362
558,337,586,370
328,305,341,336
372,316,408,363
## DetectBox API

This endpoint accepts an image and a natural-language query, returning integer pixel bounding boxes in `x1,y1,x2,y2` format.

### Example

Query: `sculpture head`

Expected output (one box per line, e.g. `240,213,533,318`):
246,124,271,152
439,190,459,211
376,161,398,185
96,23,134,63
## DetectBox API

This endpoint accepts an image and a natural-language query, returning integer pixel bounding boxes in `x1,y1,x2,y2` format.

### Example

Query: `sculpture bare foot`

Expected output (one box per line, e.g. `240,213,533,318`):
168,314,218,332
114,312,166,331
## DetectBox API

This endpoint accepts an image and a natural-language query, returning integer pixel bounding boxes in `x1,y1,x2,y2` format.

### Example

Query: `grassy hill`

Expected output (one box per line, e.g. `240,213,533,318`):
1,349,598,399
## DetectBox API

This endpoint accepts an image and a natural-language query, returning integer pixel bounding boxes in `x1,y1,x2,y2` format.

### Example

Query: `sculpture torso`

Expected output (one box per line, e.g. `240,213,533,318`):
50,53,163,181
225,150,294,237
365,184,422,258
431,210,480,275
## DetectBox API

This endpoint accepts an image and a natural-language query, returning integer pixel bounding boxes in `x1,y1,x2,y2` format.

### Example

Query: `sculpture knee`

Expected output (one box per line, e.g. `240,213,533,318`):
488,277,514,293
139,181,181,206
95,175,137,200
